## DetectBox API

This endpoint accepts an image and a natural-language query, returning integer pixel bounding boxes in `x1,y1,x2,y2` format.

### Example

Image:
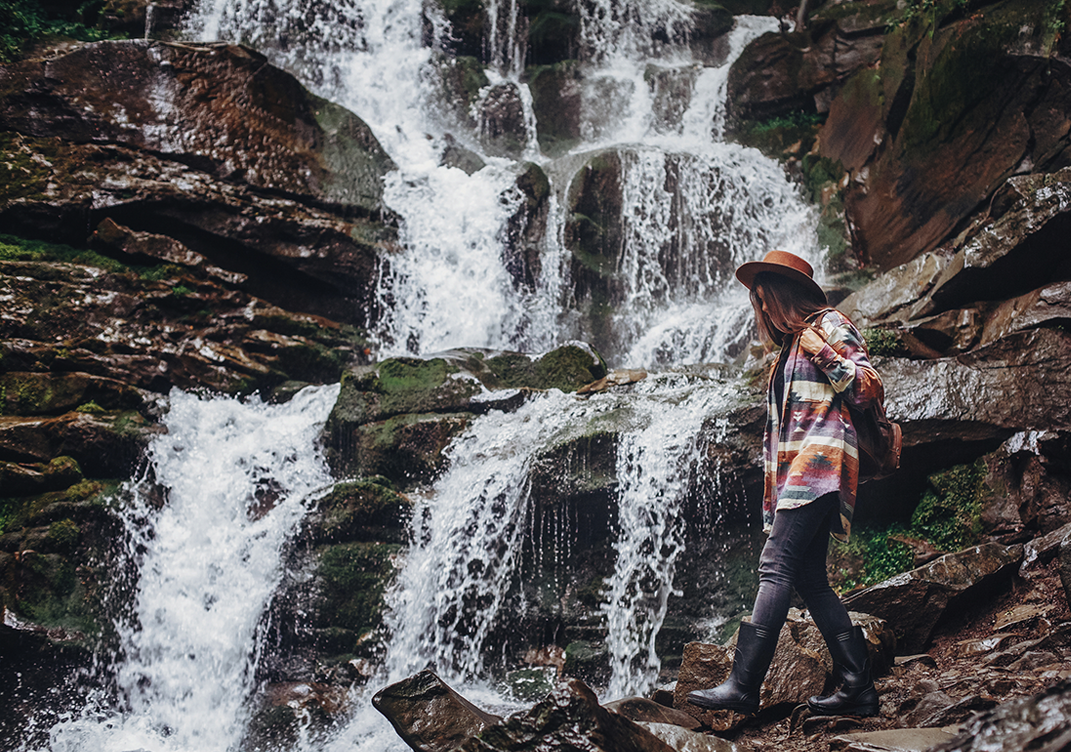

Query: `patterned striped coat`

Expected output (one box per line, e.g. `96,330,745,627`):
762,308,884,542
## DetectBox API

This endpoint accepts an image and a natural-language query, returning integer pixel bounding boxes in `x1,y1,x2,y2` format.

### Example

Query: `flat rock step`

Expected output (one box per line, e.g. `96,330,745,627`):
830,727,959,752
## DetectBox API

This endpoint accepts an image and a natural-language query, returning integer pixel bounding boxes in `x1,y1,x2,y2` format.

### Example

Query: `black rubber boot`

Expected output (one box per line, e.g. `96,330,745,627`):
807,626,879,717
686,622,779,714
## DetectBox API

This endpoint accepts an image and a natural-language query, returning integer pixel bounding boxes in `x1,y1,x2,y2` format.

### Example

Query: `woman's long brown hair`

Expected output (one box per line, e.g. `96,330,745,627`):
749,271,829,349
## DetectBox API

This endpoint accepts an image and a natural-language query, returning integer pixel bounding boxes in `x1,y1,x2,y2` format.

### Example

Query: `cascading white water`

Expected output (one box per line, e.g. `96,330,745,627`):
30,385,339,752
601,372,738,698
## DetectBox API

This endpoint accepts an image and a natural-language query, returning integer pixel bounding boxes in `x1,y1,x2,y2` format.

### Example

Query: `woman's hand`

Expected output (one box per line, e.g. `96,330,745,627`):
799,328,826,356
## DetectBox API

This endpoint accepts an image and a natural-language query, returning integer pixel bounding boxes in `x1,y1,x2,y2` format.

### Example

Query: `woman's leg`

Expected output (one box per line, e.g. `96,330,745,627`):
688,494,837,713
792,498,879,716
793,499,853,638
750,492,839,631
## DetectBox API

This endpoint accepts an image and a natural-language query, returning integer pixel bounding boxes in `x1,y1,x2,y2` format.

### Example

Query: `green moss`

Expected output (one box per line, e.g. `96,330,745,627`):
897,0,1053,155
0,0,125,62
0,233,121,271
75,400,106,413
831,524,913,592
13,550,96,636
318,480,411,541
735,111,825,161
911,460,985,551
832,460,988,591
315,541,401,640
47,518,80,553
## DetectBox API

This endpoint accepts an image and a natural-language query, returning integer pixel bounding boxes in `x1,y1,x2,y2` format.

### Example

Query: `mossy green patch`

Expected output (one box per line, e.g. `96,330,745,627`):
830,524,914,592
734,111,824,161
317,479,411,542
896,0,1053,155
0,232,172,280
831,460,987,591
0,0,126,63
314,541,401,642
863,328,904,357
485,343,606,393
47,518,80,553
10,550,96,636
911,460,985,551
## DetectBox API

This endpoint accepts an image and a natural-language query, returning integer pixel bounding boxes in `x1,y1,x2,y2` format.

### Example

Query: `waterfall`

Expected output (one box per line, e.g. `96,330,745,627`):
31,385,339,752
601,373,737,698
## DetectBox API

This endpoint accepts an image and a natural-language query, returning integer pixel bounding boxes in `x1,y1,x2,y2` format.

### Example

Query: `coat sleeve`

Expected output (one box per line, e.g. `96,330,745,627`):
806,311,883,408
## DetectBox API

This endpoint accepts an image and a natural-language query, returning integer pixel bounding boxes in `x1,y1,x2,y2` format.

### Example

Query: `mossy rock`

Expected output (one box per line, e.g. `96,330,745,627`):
0,371,148,416
526,60,583,157
733,111,824,161
525,0,581,66
311,479,411,544
310,541,403,647
563,640,609,686
0,456,84,499
911,460,986,552
484,344,607,393
338,412,473,487
895,0,1056,157
329,357,483,427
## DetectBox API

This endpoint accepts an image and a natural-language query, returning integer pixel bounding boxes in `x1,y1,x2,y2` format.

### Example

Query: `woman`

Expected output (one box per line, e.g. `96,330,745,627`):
687,250,882,717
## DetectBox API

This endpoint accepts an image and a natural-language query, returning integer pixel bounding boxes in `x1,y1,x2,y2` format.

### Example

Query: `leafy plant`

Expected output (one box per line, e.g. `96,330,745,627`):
0,0,120,62
863,328,902,357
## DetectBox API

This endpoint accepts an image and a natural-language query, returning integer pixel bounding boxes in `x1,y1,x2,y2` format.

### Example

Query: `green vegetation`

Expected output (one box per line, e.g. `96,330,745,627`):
832,460,987,591
315,541,402,648
0,0,122,62
891,0,972,33
735,112,825,162
910,460,986,551
0,233,178,281
863,328,903,357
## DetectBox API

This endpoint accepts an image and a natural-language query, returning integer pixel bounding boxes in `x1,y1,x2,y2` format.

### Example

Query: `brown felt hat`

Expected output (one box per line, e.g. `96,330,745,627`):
735,250,823,298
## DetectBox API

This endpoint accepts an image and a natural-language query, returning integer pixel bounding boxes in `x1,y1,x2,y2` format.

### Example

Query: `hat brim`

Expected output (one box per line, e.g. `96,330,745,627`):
735,261,824,298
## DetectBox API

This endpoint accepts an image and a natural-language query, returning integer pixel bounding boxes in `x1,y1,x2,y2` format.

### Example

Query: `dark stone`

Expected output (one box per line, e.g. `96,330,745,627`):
843,542,1024,653
440,135,487,175
457,678,675,752
882,329,1071,447
929,677,1071,752
504,162,551,290
526,60,583,157
0,40,396,213
825,1,1071,268
604,696,701,730
372,669,502,752
479,82,529,159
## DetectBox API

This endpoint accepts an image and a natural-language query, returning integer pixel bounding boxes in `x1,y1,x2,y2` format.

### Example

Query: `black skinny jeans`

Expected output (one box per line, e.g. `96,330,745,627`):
750,492,854,640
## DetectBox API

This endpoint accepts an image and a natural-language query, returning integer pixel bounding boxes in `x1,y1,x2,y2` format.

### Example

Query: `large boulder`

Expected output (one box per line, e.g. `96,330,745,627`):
457,678,675,752
881,328,1071,447
819,0,1071,268
323,344,607,487
0,40,395,212
372,670,503,752
929,677,1071,752
726,0,894,123
843,542,1024,653
0,249,365,397
0,42,399,326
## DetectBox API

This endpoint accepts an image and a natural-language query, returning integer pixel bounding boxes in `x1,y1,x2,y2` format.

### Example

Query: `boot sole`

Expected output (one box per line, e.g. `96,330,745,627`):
806,701,879,717
686,695,758,714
